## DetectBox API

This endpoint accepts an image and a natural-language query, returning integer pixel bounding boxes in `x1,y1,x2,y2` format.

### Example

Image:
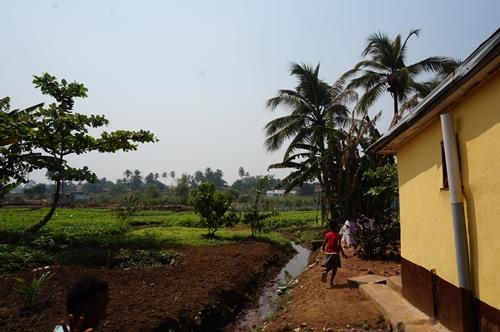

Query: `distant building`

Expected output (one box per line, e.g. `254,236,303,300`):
265,189,297,197
62,191,90,203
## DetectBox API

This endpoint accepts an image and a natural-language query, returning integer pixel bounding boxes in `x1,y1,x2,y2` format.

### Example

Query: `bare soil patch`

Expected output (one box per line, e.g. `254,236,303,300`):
0,241,292,331
263,248,400,332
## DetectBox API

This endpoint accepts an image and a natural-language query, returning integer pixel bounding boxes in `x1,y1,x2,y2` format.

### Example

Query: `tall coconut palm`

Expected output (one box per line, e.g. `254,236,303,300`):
342,29,459,126
264,62,356,220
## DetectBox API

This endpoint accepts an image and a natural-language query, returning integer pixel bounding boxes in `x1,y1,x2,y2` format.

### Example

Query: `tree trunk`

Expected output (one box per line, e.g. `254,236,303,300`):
390,93,399,127
26,179,61,234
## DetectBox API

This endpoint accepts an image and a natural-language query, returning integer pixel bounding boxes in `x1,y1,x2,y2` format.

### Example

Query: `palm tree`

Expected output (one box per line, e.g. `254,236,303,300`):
264,63,355,220
342,29,459,126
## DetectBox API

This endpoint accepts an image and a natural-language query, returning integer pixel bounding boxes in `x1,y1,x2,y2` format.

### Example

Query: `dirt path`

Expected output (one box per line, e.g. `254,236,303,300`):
263,249,400,332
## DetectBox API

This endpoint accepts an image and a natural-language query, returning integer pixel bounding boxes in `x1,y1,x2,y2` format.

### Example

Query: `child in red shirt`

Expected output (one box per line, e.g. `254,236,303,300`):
321,221,347,287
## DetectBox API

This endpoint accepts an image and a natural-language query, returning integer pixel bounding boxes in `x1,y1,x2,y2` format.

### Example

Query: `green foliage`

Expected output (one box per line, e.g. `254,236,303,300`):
126,227,289,247
352,215,400,259
362,164,399,215
342,29,459,123
115,249,180,268
264,62,385,221
242,183,278,236
114,194,142,222
0,97,48,197
0,208,292,273
14,271,54,311
175,174,191,205
6,73,157,233
0,244,52,272
0,208,128,245
281,226,325,245
193,167,227,188
189,182,232,235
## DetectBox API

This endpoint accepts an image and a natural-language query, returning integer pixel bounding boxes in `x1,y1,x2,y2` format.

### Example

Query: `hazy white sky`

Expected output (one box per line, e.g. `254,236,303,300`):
2,0,499,184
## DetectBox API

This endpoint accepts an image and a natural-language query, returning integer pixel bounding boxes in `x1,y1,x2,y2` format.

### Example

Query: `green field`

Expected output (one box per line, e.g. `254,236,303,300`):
0,207,320,271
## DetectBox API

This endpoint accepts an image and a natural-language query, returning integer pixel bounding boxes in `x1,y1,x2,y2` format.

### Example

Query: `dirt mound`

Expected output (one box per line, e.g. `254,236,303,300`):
0,241,293,331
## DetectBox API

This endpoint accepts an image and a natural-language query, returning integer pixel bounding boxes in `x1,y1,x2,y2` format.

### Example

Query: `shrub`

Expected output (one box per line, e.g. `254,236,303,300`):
14,271,54,311
189,182,231,236
352,214,400,259
114,194,142,222
0,245,53,272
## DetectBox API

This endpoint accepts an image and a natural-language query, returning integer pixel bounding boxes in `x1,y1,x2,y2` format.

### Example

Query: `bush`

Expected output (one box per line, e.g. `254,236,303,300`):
0,245,53,272
352,214,400,259
189,182,231,236
114,194,142,222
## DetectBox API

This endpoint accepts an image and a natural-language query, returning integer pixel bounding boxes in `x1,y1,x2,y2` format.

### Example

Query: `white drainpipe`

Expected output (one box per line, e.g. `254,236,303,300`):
440,113,474,330
440,112,472,290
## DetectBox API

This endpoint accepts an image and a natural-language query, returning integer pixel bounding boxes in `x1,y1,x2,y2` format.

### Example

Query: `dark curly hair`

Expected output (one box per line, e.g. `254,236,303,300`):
66,277,108,314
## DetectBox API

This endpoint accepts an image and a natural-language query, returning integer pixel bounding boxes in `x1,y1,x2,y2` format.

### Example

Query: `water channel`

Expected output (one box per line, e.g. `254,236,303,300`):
231,243,312,331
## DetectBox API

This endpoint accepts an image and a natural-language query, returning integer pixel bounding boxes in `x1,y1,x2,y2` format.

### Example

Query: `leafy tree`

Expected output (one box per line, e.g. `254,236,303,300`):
342,29,459,126
362,164,399,216
18,73,157,234
192,167,227,188
145,172,156,185
169,170,175,179
124,169,132,181
175,174,191,204
189,182,231,236
238,166,249,178
130,169,144,191
242,179,278,236
0,97,48,197
231,175,280,197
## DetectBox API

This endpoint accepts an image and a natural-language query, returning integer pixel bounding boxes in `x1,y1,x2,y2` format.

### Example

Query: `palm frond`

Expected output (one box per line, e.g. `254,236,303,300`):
354,82,385,114
407,56,459,76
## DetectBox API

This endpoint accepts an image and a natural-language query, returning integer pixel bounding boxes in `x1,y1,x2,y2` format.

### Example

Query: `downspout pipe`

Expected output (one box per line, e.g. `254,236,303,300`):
440,112,474,330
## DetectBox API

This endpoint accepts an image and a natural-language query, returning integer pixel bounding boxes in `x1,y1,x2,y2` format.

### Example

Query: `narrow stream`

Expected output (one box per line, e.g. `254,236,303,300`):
231,243,312,331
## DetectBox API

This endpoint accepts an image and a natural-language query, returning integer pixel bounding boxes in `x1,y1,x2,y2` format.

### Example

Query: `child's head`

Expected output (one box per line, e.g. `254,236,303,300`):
66,277,109,330
328,220,339,232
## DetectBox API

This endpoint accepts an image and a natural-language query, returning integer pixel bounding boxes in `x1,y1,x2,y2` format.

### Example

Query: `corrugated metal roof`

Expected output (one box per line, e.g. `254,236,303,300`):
369,29,500,154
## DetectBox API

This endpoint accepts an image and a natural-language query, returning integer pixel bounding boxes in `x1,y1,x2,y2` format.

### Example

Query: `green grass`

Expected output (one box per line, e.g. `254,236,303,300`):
265,210,321,230
124,227,289,246
0,208,127,244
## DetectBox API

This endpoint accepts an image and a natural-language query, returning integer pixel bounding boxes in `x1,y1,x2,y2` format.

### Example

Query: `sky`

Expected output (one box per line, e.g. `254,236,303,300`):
2,0,499,185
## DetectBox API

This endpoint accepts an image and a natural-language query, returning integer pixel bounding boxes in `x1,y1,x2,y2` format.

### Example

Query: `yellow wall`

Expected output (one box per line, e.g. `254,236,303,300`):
396,70,500,309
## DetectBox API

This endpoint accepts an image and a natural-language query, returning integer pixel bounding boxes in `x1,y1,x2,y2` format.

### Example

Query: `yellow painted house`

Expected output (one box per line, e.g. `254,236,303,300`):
371,29,499,332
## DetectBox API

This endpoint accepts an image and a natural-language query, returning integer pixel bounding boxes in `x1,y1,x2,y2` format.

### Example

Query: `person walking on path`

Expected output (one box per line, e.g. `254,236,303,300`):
321,221,348,287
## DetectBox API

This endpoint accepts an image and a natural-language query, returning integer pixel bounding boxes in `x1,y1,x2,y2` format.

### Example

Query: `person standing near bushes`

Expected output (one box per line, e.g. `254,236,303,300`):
321,221,348,287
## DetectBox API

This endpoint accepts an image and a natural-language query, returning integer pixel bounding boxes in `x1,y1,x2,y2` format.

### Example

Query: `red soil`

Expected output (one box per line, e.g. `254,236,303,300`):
263,248,400,332
0,241,291,332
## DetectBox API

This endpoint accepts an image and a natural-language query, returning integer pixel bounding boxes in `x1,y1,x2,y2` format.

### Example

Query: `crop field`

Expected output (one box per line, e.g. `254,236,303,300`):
0,207,314,331
0,207,319,241
0,207,319,272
